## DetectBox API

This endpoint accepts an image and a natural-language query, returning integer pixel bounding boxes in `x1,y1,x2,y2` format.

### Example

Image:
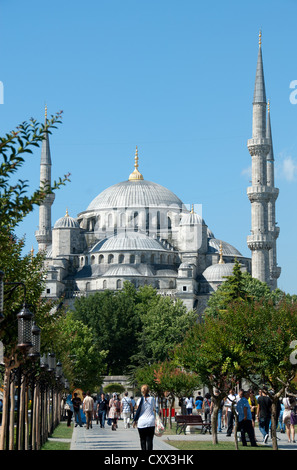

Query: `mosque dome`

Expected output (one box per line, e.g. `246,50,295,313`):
202,262,236,282
208,238,243,257
179,207,204,225
86,179,184,211
85,148,184,212
90,232,169,252
54,210,80,229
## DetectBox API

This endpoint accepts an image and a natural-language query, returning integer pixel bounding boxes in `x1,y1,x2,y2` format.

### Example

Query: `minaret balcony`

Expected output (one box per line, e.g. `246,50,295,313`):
247,138,270,156
247,233,273,251
247,185,277,202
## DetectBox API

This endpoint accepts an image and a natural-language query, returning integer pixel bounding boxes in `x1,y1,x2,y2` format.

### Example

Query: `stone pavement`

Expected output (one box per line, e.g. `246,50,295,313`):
69,418,297,451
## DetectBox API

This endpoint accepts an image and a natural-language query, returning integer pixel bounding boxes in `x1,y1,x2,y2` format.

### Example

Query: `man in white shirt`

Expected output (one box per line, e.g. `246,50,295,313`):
121,392,133,429
225,388,237,436
83,391,94,429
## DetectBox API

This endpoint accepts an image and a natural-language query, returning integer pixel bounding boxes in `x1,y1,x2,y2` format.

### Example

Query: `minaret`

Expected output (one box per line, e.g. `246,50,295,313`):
266,101,281,288
35,105,55,251
247,31,273,285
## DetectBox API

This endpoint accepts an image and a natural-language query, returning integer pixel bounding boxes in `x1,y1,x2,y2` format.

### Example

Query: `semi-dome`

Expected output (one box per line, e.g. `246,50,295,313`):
208,238,243,257
54,210,80,229
104,265,141,277
90,231,169,252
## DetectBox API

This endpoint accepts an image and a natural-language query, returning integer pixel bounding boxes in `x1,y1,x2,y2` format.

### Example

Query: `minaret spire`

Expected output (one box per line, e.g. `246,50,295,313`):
35,104,55,252
247,32,273,286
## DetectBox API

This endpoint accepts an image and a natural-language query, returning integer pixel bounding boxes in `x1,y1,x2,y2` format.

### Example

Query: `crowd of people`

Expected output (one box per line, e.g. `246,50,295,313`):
64,384,158,450
182,386,297,446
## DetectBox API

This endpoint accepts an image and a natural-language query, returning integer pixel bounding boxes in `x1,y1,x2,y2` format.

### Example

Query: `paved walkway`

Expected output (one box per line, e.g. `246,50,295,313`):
69,418,297,451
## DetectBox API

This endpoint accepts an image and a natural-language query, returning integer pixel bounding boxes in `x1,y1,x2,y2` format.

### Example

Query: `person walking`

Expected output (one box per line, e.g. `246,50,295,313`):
225,388,237,436
121,392,133,429
133,384,156,451
97,393,109,428
257,386,272,444
108,393,120,431
83,391,94,429
195,394,203,415
202,393,212,424
282,396,296,443
237,390,257,447
72,393,83,427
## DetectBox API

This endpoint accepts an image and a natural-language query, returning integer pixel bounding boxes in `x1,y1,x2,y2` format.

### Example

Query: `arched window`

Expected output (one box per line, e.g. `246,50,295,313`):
130,254,135,264
108,254,114,264
99,254,104,264
108,213,113,227
91,255,95,265
116,279,122,289
150,254,155,264
119,254,124,264
103,280,107,289
141,254,145,263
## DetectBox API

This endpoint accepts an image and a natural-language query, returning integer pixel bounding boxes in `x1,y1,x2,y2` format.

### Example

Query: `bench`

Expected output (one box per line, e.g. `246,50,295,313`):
175,414,211,435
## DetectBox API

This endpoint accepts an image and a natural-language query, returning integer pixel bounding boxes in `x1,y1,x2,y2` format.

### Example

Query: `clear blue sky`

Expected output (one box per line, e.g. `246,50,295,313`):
1,0,297,294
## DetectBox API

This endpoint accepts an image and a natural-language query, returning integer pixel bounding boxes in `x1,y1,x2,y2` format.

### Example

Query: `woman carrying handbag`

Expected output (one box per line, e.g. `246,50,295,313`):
133,384,157,450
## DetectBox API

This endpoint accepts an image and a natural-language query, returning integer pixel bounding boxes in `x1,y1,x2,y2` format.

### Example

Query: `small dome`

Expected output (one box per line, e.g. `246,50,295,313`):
179,210,204,226
54,210,80,229
91,232,168,252
202,262,236,282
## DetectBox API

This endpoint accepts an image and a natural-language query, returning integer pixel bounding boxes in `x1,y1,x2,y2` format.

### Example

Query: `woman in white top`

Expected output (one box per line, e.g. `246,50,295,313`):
283,396,296,443
133,384,156,450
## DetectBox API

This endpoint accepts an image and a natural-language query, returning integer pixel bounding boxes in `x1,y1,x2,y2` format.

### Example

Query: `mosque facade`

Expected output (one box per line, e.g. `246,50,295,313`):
35,34,280,314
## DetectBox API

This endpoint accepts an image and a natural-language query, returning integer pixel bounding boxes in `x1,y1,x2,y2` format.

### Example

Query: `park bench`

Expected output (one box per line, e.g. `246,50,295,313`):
175,414,211,435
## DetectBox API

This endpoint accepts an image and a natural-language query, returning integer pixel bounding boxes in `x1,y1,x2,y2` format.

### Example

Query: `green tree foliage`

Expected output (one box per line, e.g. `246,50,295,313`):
204,259,288,318
71,282,196,374
49,313,108,391
0,113,70,230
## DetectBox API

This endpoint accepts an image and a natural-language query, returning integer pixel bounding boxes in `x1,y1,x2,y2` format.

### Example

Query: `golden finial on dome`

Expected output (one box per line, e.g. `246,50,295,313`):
267,99,270,112
30,246,34,257
259,29,262,47
65,208,69,217
128,146,144,181
218,241,224,264
191,204,194,214
45,103,47,122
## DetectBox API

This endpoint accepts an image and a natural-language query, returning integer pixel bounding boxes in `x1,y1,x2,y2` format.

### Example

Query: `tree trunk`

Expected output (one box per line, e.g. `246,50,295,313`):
271,399,279,451
9,379,15,450
211,401,219,444
0,367,10,450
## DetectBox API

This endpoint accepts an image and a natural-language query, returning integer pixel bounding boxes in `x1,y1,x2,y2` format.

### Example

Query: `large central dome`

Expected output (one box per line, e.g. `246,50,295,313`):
87,179,184,211
85,147,184,212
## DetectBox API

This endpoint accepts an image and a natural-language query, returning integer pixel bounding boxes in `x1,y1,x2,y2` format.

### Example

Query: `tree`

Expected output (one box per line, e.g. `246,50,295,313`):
0,113,69,449
204,261,287,318
72,283,141,374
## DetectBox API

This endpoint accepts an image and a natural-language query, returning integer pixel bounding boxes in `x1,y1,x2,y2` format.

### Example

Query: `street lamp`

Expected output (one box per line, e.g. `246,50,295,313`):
28,322,41,359
17,302,34,351
56,360,62,380
48,352,56,373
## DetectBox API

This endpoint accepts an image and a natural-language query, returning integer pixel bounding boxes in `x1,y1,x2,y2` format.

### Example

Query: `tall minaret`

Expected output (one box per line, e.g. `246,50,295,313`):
247,31,273,285
266,101,281,289
35,105,55,252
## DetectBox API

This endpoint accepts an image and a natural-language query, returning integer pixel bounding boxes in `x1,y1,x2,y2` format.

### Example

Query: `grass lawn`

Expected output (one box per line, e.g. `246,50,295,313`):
167,440,272,451
41,422,73,450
